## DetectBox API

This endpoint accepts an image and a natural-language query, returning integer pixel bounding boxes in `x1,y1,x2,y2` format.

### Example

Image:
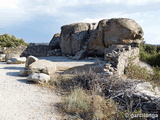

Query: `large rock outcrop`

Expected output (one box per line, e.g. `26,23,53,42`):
60,23,96,55
49,33,60,49
88,18,144,55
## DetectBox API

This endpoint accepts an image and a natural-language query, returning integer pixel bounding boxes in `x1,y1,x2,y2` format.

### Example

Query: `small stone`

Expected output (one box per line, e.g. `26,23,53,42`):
88,57,94,60
68,56,73,59
27,73,51,84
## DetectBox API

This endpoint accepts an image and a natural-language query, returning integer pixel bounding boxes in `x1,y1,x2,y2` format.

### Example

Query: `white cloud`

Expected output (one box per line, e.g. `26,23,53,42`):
0,0,20,9
0,0,159,26
0,0,160,44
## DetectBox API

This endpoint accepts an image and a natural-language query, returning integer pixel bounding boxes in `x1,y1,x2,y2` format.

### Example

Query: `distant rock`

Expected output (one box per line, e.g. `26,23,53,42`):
7,57,26,64
25,56,38,69
0,54,6,61
28,60,56,75
49,33,60,49
5,53,20,61
88,18,144,55
27,73,50,84
60,23,96,55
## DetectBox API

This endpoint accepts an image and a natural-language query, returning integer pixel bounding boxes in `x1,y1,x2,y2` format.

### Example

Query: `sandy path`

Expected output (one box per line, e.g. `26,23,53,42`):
0,62,61,120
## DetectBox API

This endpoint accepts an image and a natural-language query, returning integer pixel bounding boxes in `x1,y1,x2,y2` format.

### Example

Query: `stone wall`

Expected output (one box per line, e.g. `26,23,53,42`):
2,44,62,58
21,44,62,57
104,45,139,76
21,45,52,57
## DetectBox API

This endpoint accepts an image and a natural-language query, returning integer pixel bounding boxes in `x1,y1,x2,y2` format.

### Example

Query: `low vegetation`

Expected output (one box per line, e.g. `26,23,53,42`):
52,70,147,120
0,33,28,48
140,42,160,67
124,43,160,85
49,42,160,120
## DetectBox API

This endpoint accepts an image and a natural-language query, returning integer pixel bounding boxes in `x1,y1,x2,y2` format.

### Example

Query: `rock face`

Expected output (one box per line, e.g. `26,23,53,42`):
60,23,96,55
27,73,50,83
25,56,38,69
88,18,144,55
104,45,139,76
49,33,60,49
7,57,26,64
28,60,56,75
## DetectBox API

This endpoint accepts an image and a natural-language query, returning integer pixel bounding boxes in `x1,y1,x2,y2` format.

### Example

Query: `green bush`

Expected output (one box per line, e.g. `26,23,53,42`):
124,64,152,80
0,33,28,47
140,43,160,67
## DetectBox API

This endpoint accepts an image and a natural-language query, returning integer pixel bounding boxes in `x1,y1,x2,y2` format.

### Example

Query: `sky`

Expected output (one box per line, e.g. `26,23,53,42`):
0,0,160,44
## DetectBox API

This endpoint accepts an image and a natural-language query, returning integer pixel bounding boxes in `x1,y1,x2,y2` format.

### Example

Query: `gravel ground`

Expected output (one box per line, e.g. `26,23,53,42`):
0,62,61,120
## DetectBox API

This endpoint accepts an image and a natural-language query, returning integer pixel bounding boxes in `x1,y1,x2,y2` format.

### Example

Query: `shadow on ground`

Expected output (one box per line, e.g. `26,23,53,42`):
2,66,24,70
6,72,20,77
17,79,36,84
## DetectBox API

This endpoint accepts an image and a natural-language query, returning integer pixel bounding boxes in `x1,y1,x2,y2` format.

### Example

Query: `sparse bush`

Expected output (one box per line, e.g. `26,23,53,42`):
64,88,92,118
62,88,118,120
125,64,160,85
53,70,134,120
124,64,152,80
0,33,28,47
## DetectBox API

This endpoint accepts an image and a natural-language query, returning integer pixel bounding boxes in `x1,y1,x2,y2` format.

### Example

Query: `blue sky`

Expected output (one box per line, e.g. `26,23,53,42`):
0,0,160,44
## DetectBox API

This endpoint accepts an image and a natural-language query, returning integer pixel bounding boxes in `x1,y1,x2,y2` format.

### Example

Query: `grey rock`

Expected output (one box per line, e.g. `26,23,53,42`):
28,60,56,75
5,53,20,61
19,69,28,77
60,23,96,55
7,57,26,64
27,73,50,84
72,50,86,60
49,33,60,49
88,18,144,55
25,56,38,69
0,54,6,61
132,82,160,100
87,57,94,60
104,45,139,76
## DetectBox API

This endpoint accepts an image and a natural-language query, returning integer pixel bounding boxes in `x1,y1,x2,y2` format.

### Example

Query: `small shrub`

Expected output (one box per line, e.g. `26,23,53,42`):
124,64,152,80
140,43,160,67
65,88,91,112
63,88,118,120
124,64,160,85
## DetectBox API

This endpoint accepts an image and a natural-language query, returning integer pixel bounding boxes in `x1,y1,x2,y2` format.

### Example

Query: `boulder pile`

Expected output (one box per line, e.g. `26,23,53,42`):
19,56,56,84
49,18,144,76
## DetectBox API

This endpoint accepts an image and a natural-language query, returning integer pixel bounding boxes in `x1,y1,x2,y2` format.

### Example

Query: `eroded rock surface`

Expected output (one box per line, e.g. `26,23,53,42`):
88,18,143,55
60,22,96,55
